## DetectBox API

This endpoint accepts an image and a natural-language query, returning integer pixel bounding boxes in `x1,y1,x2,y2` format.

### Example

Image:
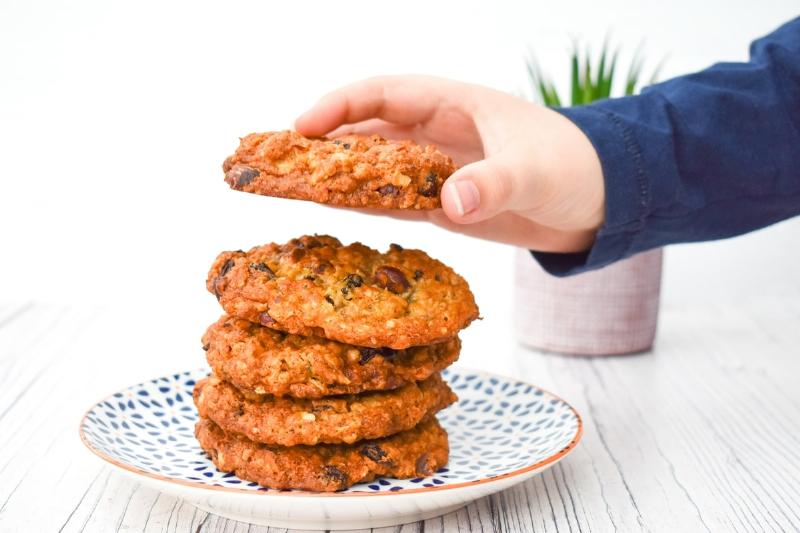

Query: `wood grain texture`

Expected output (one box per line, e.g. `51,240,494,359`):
0,300,798,532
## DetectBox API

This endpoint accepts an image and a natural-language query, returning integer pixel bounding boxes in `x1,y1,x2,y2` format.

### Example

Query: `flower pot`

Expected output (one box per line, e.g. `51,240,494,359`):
514,248,663,356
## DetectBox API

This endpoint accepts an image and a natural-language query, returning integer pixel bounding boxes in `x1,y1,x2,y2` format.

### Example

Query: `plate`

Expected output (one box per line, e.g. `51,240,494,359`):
80,367,582,530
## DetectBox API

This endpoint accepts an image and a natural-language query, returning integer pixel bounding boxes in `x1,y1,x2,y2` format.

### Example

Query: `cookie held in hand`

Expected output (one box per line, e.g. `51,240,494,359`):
223,131,456,209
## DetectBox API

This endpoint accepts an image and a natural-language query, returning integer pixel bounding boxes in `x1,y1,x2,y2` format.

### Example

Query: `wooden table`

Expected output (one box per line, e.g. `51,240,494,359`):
1,299,798,532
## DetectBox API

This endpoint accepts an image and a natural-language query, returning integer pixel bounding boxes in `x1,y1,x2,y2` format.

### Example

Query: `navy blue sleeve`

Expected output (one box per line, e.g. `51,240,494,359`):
532,17,800,276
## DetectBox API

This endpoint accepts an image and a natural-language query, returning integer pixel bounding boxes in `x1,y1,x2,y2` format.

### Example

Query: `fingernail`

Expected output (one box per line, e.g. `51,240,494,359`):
448,180,480,216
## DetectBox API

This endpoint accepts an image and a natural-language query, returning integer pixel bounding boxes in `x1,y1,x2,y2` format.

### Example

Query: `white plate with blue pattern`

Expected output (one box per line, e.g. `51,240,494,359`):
80,367,582,530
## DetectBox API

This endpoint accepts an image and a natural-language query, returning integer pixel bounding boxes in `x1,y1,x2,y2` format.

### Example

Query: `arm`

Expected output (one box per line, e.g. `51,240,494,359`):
535,17,800,275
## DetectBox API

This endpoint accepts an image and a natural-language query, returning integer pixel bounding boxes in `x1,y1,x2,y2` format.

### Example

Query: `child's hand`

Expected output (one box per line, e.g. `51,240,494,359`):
295,75,605,253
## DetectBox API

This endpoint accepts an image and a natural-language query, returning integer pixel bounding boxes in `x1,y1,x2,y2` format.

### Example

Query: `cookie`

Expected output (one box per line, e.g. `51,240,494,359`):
203,315,460,398
193,373,456,446
222,131,456,209
207,235,479,349
195,416,449,492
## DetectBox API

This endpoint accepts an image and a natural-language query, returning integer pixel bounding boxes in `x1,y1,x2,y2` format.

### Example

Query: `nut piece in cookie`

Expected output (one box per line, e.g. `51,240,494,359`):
222,131,456,210
206,235,479,349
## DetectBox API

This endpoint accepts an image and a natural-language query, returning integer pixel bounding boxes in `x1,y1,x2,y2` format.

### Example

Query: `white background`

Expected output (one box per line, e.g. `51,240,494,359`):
1,0,798,375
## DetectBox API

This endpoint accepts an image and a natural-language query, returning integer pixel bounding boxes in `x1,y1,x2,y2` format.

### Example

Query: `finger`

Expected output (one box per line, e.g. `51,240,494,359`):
295,76,453,136
328,119,423,144
440,157,525,224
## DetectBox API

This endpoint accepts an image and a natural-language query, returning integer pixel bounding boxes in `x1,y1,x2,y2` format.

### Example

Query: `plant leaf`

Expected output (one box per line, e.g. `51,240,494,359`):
526,51,563,106
595,47,615,100
582,49,593,105
647,54,669,86
570,44,580,106
525,52,546,103
546,83,562,106
625,42,645,96
595,33,610,100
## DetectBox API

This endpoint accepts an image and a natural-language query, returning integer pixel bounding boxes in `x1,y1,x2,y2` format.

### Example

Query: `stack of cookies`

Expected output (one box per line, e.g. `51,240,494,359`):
193,132,478,492
194,235,478,491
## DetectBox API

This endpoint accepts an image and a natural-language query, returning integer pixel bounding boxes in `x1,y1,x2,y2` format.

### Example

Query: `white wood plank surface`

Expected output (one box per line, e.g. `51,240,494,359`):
0,299,798,533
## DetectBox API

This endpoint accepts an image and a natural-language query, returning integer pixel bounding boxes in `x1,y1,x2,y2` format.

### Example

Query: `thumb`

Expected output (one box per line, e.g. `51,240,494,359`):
441,157,519,224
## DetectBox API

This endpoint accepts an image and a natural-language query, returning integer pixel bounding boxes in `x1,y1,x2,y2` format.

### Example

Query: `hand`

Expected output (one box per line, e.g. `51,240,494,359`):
295,75,605,253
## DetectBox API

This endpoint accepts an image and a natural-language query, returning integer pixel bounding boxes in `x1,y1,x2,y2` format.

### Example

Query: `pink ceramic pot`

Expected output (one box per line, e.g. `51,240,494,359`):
514,248,663,356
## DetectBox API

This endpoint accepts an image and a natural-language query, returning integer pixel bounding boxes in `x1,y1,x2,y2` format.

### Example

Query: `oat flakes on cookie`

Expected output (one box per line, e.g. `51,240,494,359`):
222,131,456,209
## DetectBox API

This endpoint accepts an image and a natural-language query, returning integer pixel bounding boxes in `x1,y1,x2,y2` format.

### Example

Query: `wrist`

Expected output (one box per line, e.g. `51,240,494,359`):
533,107,606,235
